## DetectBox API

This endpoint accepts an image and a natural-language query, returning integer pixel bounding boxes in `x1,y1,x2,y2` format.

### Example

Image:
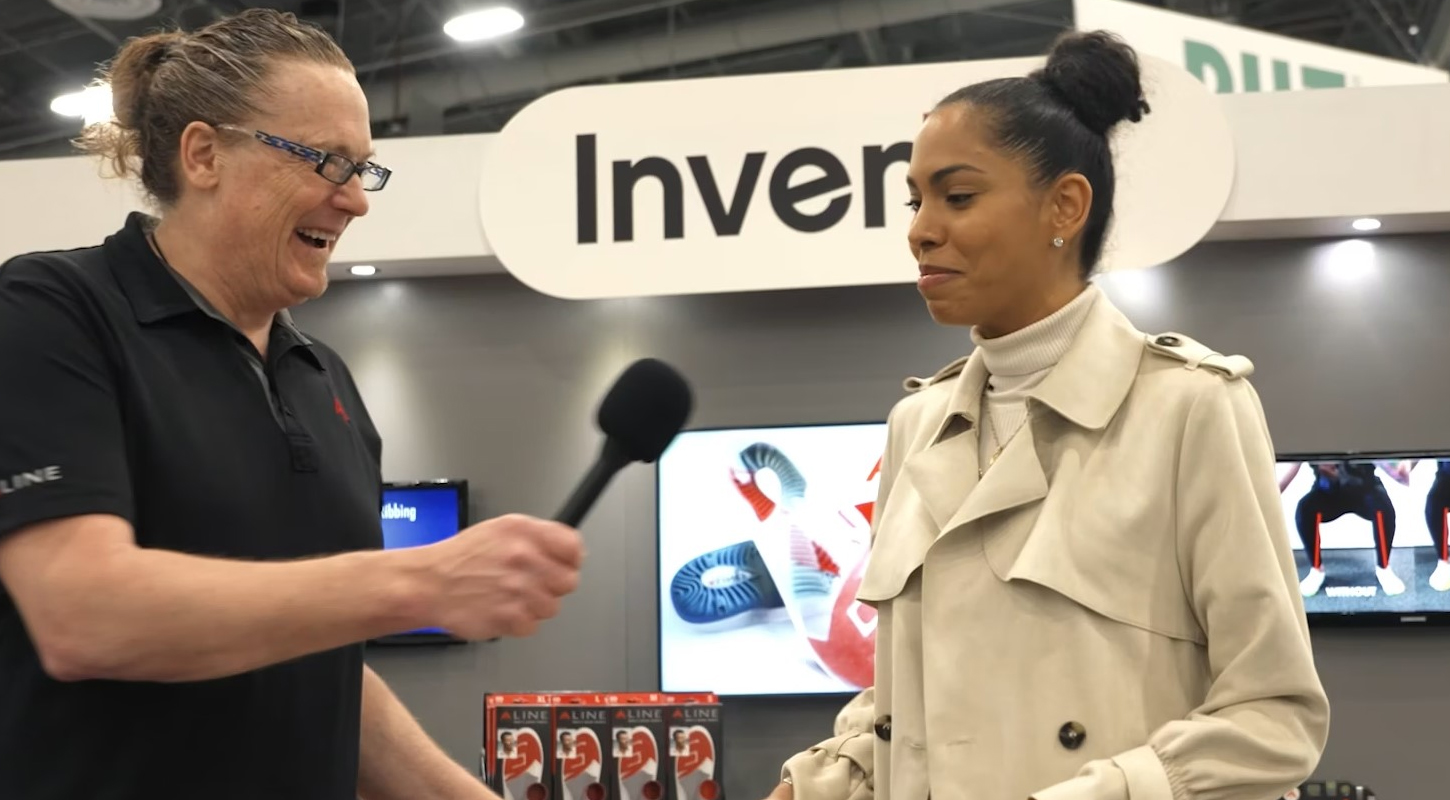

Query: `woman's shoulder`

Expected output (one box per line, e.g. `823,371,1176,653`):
901,355,971,394
1132,329,1261,409
886,354,970,429
1140,331,1255,381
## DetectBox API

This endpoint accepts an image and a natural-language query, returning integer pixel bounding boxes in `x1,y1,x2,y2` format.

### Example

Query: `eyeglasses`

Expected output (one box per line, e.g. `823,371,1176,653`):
217,123,391,191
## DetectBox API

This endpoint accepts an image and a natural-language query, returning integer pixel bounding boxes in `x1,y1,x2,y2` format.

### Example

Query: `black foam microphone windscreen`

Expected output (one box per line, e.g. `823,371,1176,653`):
555,358,694,527
596,358,694,463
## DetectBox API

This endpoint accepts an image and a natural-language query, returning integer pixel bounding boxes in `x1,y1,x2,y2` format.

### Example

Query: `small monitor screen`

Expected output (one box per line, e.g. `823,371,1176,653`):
382,483,466,551
377,480,467,641
657,422,887,696
1277,457,1450,620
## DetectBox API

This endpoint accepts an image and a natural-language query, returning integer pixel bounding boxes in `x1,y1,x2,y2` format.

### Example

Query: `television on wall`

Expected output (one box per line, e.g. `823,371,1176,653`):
1277,453,1450,626
372,479,470,645
656,422,887,696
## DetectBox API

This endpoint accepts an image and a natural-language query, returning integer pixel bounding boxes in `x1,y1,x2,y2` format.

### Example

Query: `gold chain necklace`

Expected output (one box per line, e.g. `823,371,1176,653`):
980,389,1030,479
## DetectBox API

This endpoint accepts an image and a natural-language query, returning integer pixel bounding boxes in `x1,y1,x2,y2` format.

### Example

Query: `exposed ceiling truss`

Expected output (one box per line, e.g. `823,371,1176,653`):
0,0,1441,160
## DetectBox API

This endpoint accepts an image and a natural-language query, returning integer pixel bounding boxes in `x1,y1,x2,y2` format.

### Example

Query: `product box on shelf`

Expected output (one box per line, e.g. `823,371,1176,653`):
665,693,723,800
485,693,555,800
551,693,613,800
605,693,672,800
482,691,725,800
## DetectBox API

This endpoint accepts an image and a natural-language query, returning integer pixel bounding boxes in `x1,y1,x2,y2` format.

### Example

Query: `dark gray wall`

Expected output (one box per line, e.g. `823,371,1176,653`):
292,233,1450,800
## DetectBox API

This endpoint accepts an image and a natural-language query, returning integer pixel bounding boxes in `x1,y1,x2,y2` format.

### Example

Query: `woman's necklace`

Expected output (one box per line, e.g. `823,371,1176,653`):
980,386,1030,479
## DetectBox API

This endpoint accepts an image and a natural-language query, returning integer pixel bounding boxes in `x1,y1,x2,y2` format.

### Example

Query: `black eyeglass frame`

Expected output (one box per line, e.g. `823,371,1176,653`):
216,123,391,191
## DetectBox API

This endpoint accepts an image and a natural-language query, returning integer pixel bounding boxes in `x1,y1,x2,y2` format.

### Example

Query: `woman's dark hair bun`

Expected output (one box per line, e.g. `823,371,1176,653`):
1035,30,1150,136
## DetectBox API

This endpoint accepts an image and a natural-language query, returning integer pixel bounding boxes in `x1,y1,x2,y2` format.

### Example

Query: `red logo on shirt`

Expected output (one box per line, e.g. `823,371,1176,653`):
333,396,351,424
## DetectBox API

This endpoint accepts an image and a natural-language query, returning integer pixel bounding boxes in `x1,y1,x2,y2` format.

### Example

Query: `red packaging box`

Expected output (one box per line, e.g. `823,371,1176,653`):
551,693,612,800
665,694,723,800
605,693,671,800
485,693,554,800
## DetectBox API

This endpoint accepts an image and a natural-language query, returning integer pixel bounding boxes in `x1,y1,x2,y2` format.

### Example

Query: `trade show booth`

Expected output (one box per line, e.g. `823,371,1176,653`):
2,1,1448,798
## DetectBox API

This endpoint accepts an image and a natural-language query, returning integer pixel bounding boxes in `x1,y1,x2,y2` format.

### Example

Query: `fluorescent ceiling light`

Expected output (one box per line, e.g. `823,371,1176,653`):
1351,217,1381,232
444,6,525,42
350,265,378,277
50,84,114,126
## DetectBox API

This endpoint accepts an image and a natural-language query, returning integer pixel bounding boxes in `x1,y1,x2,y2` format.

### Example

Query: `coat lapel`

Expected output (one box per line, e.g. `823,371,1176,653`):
941,418,1049,537
894,286,1148,545
900,352,987,532
1025,289,1145,431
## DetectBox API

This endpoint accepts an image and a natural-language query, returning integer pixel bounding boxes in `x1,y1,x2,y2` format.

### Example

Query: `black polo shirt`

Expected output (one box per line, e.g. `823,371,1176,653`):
0,212,385,800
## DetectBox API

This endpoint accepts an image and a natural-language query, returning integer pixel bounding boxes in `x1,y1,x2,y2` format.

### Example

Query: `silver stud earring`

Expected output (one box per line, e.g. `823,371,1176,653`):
1052,237,1064,248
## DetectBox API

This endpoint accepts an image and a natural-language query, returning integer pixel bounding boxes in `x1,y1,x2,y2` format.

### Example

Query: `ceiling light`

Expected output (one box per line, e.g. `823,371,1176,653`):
1351,217,1381,232
350,265,378,277
444,6,525,42
50,84,114,127
48,0,162,21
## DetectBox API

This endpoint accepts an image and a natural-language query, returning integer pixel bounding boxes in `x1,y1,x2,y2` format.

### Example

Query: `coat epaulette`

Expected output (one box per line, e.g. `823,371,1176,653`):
903,355,970,393
1143,332,1254,380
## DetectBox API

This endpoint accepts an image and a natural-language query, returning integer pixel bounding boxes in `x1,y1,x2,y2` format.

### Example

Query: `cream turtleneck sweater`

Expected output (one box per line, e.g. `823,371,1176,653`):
971,284,1101,471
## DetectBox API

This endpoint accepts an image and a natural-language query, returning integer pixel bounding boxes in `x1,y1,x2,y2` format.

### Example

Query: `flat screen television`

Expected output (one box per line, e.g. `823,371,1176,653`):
1277,453,1450,626
372,479,470,645
657,422,887,696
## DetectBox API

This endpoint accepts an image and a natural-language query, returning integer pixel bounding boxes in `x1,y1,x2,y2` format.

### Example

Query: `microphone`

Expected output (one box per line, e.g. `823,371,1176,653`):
555,358,694,527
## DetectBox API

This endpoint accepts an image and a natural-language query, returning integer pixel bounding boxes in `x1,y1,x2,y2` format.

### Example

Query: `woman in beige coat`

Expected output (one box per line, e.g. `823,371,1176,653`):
769,31,1329,800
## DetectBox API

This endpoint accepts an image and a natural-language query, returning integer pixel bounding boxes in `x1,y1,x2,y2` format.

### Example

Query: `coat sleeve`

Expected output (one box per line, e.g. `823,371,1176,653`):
777,399,912,800
1031,377,1330,800
779,687,877,800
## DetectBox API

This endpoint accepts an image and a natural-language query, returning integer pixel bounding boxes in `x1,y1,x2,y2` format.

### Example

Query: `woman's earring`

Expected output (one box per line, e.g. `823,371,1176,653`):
1052,237,1064,248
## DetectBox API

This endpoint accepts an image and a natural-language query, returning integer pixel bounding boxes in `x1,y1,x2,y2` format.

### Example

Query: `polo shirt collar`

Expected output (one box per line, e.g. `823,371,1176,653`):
106,211,321,366
107,211,195,325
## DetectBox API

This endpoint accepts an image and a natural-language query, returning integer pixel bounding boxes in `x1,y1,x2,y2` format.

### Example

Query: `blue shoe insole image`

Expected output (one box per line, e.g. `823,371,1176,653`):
670,540,784,624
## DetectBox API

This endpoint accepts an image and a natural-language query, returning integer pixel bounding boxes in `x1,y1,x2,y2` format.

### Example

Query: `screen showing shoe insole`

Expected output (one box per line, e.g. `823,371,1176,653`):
657,422,886,696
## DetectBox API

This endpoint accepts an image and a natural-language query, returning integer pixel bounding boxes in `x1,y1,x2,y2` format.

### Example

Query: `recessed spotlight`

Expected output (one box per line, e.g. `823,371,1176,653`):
444,6,525,42
350,265,378,277
1351,217,1381,232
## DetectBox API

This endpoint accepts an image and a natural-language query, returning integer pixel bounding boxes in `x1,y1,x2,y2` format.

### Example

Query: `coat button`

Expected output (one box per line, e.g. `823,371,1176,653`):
1058,721,1086,750
1154,334,1181,347
873,715,891,741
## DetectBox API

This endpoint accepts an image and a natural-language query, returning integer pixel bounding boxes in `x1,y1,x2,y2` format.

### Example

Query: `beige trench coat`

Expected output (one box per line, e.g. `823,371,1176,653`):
781,291,1329,800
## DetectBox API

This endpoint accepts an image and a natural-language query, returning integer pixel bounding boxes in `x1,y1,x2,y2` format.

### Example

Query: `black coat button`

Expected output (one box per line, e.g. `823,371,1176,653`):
1058,721,1086,750
873,715,891,741
1155,334,1181,347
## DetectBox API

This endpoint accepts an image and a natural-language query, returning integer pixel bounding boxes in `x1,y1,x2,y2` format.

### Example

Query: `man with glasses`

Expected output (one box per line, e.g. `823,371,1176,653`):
0,10,583,800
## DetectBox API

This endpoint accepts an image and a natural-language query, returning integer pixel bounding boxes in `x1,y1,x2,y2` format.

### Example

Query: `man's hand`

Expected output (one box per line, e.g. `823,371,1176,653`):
419,514,584,640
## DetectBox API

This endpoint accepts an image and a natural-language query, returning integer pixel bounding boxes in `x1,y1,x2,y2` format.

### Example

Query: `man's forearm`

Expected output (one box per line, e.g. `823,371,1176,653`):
358,665,494,800
18,516,438,682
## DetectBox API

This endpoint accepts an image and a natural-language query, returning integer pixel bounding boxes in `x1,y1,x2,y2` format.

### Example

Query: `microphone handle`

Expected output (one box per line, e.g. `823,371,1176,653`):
555,438,632,527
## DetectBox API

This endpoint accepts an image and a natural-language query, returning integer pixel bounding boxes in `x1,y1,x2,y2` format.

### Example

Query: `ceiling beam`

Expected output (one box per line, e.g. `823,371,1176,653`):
0,26,89,58
361,0,1026,134
351,0,713,77
0,30,70,78
1423,0,1450,65
1356,0,1421,61
56,10,123,48
856,28,886,65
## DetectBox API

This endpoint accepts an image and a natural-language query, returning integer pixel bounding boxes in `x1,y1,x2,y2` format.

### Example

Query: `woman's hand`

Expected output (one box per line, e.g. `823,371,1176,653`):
763,780,794,800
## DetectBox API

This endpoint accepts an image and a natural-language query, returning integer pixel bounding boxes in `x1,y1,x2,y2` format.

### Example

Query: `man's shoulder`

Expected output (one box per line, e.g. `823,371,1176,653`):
0,244,113,298
0,246,123,345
